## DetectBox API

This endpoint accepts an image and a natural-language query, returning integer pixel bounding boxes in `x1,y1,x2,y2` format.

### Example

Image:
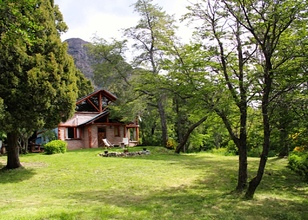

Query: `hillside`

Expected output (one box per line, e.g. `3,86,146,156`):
65,38,93,80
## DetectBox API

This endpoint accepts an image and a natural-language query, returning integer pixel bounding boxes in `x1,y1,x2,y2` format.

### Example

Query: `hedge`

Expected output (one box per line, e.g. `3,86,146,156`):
44,140,67,155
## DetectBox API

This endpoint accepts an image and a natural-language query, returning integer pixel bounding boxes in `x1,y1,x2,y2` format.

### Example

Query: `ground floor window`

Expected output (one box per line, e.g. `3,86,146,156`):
66,127,80,139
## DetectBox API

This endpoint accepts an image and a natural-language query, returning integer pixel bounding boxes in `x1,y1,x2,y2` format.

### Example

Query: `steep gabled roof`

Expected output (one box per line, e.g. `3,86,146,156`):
76,89,117,113
77,89,117,104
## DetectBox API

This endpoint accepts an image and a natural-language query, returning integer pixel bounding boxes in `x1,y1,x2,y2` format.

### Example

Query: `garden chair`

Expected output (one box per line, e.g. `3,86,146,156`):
122,138,129,147
102,138,114,148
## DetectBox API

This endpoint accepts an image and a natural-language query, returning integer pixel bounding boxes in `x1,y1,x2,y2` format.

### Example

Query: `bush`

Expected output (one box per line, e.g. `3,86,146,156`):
44,140,67,155
226,141,237,155
210,147,236,156
166,138,177,150
248,147,261,157
288,149,308,181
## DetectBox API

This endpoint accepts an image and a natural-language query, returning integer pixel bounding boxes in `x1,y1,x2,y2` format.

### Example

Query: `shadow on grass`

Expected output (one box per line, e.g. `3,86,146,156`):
41,211,87,220
63,178,308,220
59,149,307,219
0,167,36,184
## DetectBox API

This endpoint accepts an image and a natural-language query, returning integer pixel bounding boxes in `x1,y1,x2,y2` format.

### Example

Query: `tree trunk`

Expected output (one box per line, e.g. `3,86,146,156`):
157,97,168,147
236,101,248,191
236,21,248,192
216,109,247,192
245,71,272,199
245,113,270,199
175,116,208,154
174,96,186,147
237,145,248,191
245,151,268,199
5,131,22,169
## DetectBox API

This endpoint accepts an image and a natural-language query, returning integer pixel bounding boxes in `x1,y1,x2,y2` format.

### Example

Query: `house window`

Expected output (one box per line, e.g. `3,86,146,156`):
66,127,80,139
114,126,120,137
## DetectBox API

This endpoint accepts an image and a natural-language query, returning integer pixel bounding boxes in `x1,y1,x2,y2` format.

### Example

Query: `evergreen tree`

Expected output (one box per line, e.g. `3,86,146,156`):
0,0,79,169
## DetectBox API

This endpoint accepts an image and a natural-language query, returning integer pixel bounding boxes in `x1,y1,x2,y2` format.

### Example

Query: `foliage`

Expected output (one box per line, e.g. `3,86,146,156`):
41,130,57,143
0,98,4,122
209,147,237,156
183,0,308,198
87,37,131,91
0,98,6,140
248,147,262,158
288,149,308,181
44,140,67,155
0,132,6,141
0,0,79,168
183,0,254,191
166,138,177,150
138,105,162,146
87,37,141,124
209,147,226,155
269,91,307,156
75,69,94,99
188,132,207,152
124,0,179,147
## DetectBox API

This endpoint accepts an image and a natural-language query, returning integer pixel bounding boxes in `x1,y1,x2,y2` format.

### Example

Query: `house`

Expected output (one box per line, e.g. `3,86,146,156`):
58,89,139,150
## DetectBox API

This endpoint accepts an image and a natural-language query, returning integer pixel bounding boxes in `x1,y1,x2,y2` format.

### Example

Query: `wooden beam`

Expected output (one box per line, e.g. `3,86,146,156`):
136,127,139,142
86,98,99,112
99,91,102,113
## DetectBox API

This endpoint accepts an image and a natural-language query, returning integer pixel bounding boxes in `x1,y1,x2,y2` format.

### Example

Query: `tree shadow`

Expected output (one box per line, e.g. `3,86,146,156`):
39,211,87,220
59,150,307,219
0,166,36,184
63,176,308,220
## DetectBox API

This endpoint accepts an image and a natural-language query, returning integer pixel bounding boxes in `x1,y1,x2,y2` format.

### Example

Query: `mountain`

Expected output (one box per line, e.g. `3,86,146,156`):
65,38,93,79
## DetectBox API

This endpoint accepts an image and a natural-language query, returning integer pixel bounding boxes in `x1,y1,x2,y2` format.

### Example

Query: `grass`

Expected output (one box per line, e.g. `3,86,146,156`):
0,146,307,220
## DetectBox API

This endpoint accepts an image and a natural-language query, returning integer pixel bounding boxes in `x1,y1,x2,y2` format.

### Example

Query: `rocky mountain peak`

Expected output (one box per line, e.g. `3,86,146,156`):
65,38,93,79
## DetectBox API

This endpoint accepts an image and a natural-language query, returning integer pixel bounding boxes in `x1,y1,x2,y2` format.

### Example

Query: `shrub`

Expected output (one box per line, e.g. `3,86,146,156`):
166,138,177,150
226,141,237,156
44,140,67,155
210,147,236,156
288,149,308,181
248,147,261,157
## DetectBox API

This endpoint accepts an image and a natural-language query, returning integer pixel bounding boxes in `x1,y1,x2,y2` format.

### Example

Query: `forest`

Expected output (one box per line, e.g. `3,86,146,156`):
87,0,308,156
0,0,307,200
86,0,308,197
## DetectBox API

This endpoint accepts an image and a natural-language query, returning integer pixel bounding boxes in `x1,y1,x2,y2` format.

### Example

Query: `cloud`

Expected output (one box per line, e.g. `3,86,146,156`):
55,0,191,42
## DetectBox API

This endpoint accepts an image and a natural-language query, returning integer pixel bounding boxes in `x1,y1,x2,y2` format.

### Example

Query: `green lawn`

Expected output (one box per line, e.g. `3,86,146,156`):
0,147,307,220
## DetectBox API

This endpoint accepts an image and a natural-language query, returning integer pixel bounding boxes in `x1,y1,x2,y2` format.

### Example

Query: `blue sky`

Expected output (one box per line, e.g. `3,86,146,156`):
54,0,191,42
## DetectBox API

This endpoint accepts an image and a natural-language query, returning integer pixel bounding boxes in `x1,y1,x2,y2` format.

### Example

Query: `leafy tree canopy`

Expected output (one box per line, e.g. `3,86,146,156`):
0,0,80,168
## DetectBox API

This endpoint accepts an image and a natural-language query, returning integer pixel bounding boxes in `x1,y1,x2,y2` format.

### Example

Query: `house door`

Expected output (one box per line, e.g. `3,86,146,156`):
97,127,106,147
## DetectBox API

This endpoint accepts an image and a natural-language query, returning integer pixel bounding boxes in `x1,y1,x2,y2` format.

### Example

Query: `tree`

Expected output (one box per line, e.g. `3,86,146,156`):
186,0,308,198
75,69,94,99
185,1,254,191
87,37,132,91
0,0,79,169
221,0,308,199
159,43,213,153
86,37,143,124
124,0,178,147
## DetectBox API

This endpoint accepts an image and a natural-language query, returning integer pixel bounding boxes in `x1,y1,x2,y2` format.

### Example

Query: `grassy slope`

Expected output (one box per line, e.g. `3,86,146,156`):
0,147,307,220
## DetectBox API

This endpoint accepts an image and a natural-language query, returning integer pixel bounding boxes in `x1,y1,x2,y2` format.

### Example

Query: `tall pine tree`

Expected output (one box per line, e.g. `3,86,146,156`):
0,0,79,169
